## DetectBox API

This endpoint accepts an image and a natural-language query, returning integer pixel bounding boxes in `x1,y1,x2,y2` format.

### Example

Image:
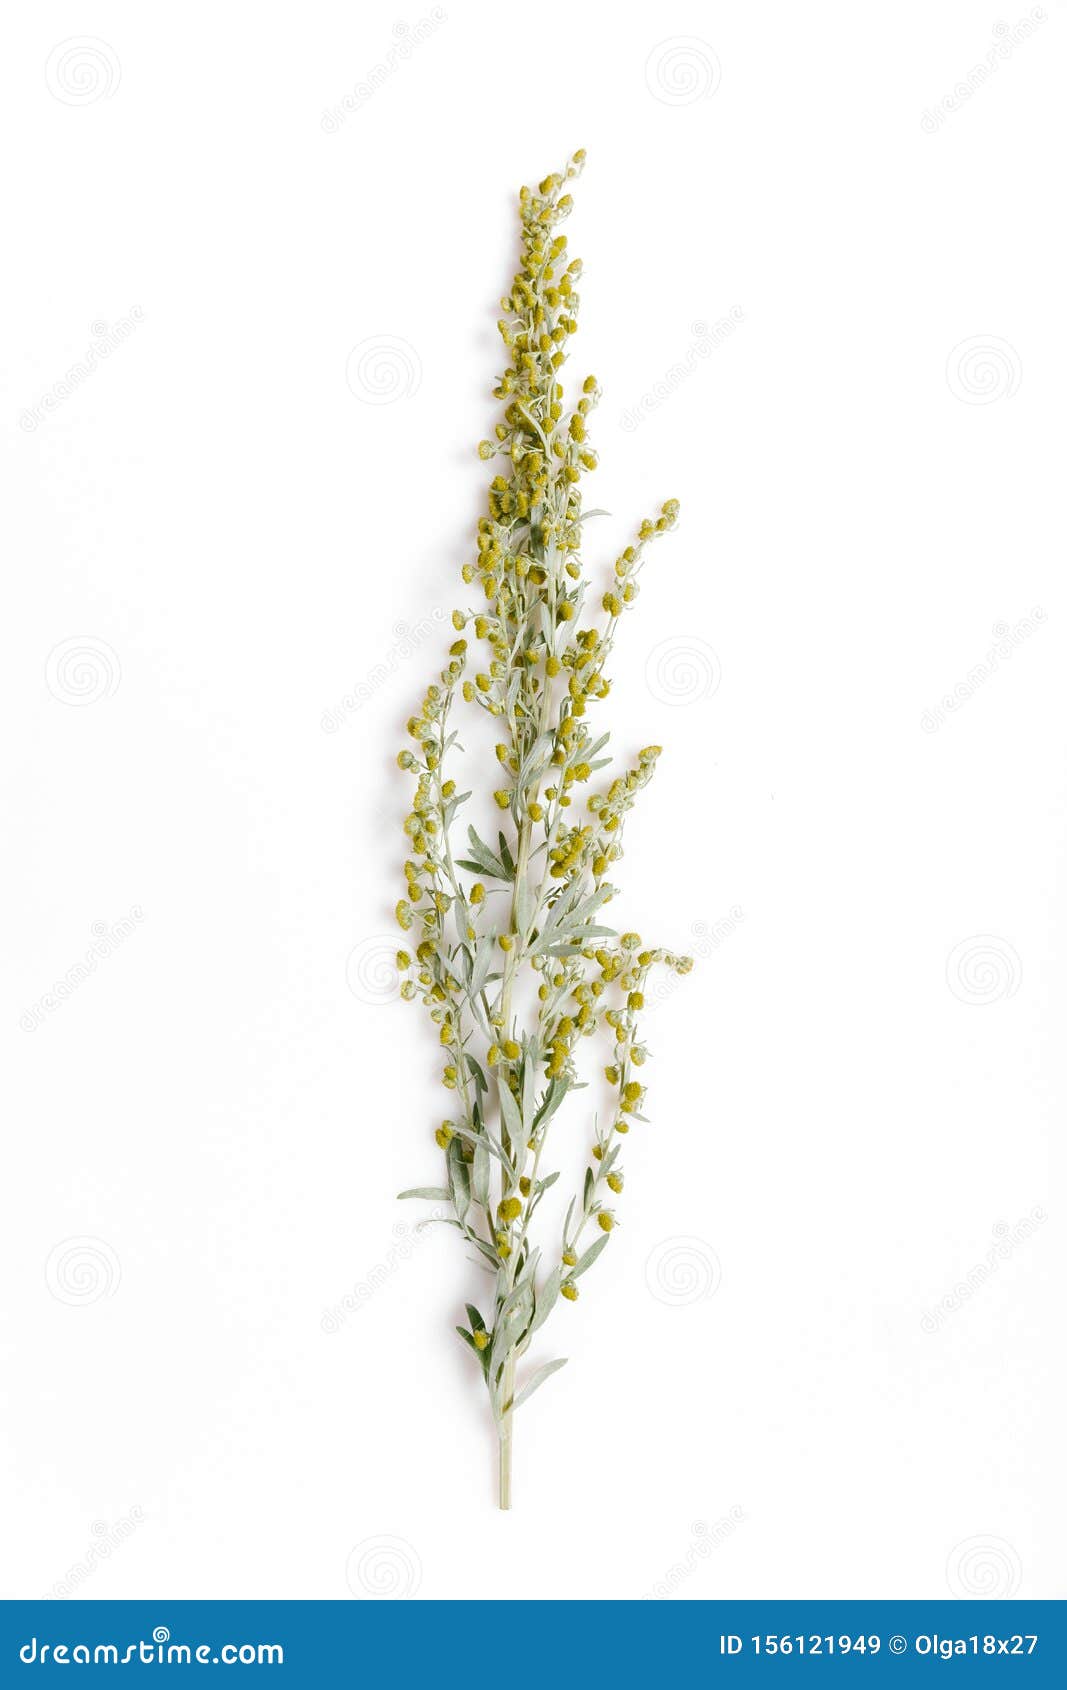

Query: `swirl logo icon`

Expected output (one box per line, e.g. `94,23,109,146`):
645,1236,722,1306
645,38,722,106
46,38,121,106
345,1534,422,1598
646,636,721,706
946,1535,1022,1598
946,936,1021,1006
46,638,121,706
346,937,401,1005
946,337,1021,405
46,1237,121,1306
346,336,422,404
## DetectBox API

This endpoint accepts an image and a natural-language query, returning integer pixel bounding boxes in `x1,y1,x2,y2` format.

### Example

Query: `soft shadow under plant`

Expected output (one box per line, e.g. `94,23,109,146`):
394,151,691,1508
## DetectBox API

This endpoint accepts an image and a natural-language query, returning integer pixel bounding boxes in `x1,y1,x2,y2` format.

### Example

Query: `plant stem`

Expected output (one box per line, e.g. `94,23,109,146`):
498,1354,516,1509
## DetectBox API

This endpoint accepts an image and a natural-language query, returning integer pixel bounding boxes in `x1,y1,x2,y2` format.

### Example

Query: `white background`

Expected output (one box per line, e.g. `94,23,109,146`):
1,1,1063,1602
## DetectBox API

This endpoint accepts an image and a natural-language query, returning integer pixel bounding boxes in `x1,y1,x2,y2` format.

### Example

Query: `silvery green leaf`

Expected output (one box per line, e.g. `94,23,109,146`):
563,1197,575,1239
530,1265,562,1333
534,1170,560,1195
517,732,554,790
465,1303,486,1332
463,1052,489,1093
462,825,510,880
512,1358,568,1411
497,832,516,876
397,1187,450,1201
534,1077,570,1131
498,1080,523,1146
469,935,496,999
573,1234,609,1279
472,1140,490,1208
448,1138,470,1225
583,1168,594,1209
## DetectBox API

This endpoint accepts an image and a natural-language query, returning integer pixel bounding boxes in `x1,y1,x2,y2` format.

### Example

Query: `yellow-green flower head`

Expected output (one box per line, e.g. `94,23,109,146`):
597,1211,614,1233
561,1281,579,1301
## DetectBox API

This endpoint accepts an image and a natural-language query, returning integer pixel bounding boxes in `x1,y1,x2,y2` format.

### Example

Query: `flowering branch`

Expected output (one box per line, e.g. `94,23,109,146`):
394,152,692,1509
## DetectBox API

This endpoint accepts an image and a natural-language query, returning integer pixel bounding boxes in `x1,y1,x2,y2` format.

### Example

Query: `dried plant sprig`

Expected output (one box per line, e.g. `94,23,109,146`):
394,151,692,1508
